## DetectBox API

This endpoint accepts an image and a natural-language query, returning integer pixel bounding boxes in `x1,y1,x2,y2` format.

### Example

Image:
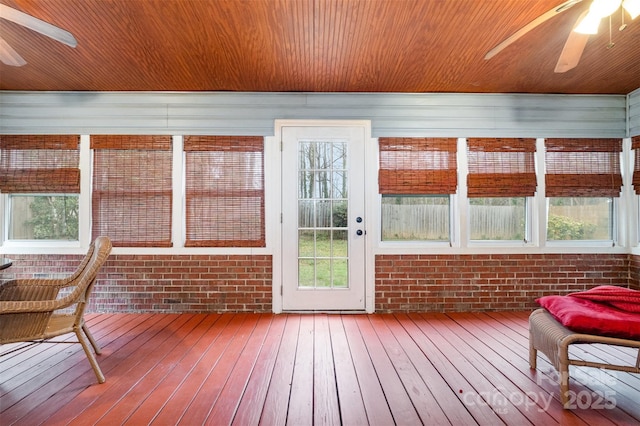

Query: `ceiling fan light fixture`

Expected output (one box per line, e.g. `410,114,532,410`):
623,0,640,19
590,0,623,17
574,11,602,33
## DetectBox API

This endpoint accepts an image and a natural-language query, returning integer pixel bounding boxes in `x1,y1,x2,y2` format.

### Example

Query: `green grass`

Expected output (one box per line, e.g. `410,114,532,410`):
298,236,348,288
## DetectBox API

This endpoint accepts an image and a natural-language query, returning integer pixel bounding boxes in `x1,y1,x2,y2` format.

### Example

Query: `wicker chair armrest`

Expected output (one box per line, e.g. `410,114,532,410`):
0,279,64,302
0,299,59,314
1,277,69,289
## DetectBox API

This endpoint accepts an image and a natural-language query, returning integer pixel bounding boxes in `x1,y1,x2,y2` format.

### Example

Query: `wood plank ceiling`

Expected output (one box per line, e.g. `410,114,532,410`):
0,0,639,94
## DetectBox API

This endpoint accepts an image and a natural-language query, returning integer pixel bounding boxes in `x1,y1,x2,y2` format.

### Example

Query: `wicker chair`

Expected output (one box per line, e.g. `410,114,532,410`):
0,236,112,383
529,308,640,408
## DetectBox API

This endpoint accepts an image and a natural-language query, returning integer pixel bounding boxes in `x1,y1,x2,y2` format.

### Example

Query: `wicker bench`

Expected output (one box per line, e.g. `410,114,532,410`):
529,308,640,408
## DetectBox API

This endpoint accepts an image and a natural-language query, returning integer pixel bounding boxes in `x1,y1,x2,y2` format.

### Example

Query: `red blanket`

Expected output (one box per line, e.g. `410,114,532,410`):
536,286,640,340
568,285,640,313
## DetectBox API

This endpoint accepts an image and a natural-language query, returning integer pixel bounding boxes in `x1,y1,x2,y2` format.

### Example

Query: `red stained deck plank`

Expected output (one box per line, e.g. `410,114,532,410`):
46,314,189,425
121,313,231,425
312,314,341,426
380,314,477,425
150,313,249,425
230,314,287,426
285,315,315,426
203,314,275,425
92,314,213,425
403,313,505,426
326,315,369,426
177,313,263,425
259,315,301,426
338,316,397,426
72,314,205,425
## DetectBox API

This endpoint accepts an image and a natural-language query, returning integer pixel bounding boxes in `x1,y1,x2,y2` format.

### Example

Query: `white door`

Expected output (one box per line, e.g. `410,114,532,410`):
281,126,366,311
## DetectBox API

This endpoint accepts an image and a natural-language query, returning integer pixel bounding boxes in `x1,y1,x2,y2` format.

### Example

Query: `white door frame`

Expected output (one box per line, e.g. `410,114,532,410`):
271,119,376,313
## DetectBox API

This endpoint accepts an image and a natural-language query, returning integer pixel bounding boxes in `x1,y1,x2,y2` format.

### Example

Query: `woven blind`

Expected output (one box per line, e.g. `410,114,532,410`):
184,136,265,247
633,136,640,194
467,138,536,197
379,137,458,194
91,135,173,247
545,138,622,197
0,135,80,193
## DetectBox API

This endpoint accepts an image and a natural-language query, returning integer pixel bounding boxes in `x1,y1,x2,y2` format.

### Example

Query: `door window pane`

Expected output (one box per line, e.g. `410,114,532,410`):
297,140,349,289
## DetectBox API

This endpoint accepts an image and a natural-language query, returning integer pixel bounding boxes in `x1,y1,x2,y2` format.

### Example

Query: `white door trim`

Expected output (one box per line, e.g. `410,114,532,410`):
271,119,375,313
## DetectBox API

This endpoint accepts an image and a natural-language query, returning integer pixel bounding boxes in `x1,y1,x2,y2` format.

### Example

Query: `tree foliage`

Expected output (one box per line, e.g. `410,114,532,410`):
27,196,79,240
547,214,596,240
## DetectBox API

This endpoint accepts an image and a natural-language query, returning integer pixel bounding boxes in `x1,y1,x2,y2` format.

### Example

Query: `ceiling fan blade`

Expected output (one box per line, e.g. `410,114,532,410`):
0,36,26,66
554,11,590,73
0,4,77,48
484,0,584,60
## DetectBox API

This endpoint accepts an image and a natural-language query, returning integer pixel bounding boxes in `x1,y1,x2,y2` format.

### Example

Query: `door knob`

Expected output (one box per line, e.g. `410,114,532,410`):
356,229,363,236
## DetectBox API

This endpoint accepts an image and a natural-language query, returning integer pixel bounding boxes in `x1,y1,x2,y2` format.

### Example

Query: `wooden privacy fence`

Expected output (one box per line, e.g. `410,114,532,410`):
381,204,523,240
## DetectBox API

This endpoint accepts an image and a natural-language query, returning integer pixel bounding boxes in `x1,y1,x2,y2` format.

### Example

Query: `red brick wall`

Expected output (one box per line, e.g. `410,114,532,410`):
5,254,273,313
630,255,640,290
3,252,635,313
375,254,630,312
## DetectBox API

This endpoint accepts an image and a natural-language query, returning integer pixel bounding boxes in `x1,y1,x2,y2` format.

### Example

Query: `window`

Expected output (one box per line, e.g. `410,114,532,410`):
184,136,265,247
378,137,457,241
1,135,80,241
8,195,78,240
381,195,450,241
467,138,536,241
548,197,613,240
469,197,526,241
545,138,622,241
91,135,173,247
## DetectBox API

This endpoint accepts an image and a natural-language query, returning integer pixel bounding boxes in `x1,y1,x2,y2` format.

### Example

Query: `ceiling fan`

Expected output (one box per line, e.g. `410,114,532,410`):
485,0,640,73
0,4,77,67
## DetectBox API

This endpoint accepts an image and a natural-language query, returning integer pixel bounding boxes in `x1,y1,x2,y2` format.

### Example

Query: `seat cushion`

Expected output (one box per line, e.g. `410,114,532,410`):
536,295,640,340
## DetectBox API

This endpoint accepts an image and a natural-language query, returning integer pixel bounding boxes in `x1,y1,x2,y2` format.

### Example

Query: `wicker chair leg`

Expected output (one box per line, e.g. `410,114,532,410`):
76,327,105,384
560,363,570,408
82,323,101,355
529,330,537,369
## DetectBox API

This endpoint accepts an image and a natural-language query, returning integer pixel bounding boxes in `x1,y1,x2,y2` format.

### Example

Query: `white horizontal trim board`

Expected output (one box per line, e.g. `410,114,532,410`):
0,91,629,138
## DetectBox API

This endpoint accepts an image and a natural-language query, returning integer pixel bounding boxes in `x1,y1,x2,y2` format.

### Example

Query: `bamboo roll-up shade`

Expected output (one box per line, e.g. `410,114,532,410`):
633,135,640,194
0,135,80,193
545,138,622,198
379,137,457,194
467,138,536,197
91,135,172,247
184,136,265,247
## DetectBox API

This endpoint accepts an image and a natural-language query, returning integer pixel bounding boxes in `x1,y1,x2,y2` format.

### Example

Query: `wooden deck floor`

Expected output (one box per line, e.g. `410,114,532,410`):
1,312,639,425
